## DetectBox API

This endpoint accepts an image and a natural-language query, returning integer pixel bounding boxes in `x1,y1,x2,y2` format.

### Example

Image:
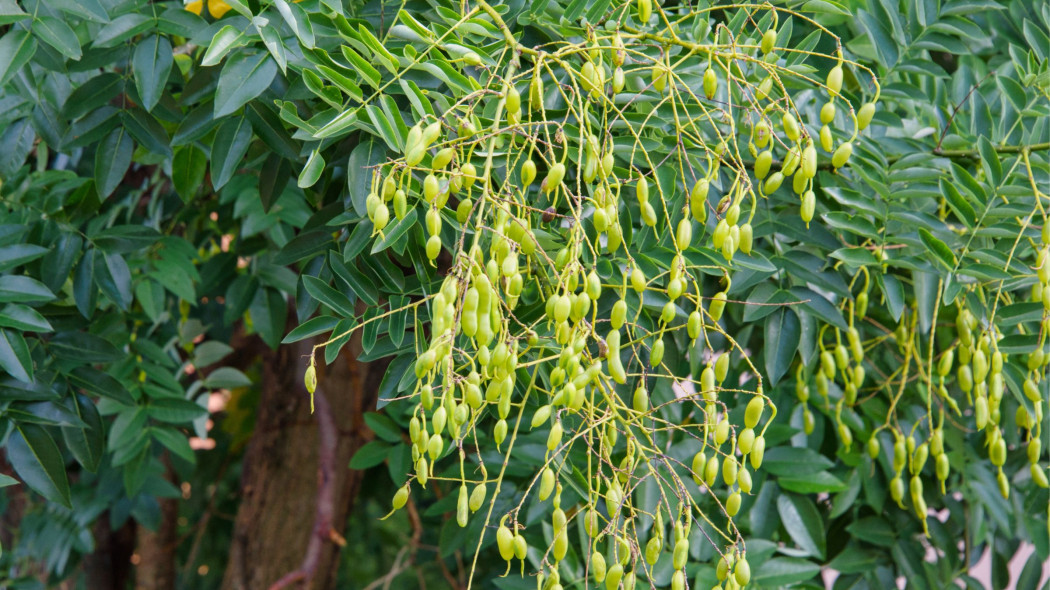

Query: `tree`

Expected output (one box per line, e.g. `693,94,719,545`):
0,0,1047,589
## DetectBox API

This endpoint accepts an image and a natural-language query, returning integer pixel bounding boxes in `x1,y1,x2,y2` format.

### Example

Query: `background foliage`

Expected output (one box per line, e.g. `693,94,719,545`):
0,0,1047,588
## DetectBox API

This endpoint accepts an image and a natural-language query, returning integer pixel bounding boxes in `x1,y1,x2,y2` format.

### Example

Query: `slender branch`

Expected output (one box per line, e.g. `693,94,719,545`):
735,142,1050,171
268,389,338,590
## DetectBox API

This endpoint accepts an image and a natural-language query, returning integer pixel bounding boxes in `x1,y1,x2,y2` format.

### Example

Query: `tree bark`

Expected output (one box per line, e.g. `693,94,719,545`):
134,484,178,590
82,515,134,590
221,330,386,590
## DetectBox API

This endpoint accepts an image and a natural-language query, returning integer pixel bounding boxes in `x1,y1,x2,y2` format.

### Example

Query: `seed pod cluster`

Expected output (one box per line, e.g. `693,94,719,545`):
320,5,895,588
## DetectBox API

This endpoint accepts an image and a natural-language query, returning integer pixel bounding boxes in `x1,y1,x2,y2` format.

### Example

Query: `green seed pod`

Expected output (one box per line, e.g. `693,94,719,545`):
1032,464,1049,488
715,352,730,382
521,159,537,186
734,558,751,586
801,190,816,225
911,443,929,474
392,485,409,510
703,67,718,99
469,483,487,511
416,457,428,486
716,554,732,581
763,171,784,194
433,147,455,170
716,416,730,445
1029,439,1042,463
760,28,777,54
801,144,817,178
426,235,442,260
494,419,508,445
936,453,950,482
745,396,765,428
633,383,649,413
827,66,843,95
605,564,623,590
672,538,689,570
723,455,739,486
1024,378,1040,403
645,536,662,565
704,454,719,486
612,67,625,93
726,490,741,516
496,525,514,560
457,484,469,527
688,310,703,340
592,551,607,583
544,163,566,193
671,570,685,590
547,420,563,451
890,476,905,507
782,113,800,142
990,437,1006,466
857,102,876,130
631,264,647,292
636,0,652,23
739,223,754,254
506,85,521,114
820,124,833,152
304,365,317,394
750,435,766,469
820,102,836,125
513,533,527,560
373,203,390,231
832,142,853,168
755,150,773,179
539,467,556,501
701,366,716,400
739,427,756,454
739,465,753,493
709,291,727,322
641,201,657,226
676,218,693,249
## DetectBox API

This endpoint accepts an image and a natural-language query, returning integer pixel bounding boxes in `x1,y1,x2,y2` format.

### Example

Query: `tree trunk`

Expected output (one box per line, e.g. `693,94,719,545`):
221,331,386,590
134,482,178,590
82,515,135,590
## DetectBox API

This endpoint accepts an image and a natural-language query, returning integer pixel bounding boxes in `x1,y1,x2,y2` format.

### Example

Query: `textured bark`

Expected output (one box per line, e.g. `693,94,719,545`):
221,330,385,590
134,491,178,590
83,516,135,590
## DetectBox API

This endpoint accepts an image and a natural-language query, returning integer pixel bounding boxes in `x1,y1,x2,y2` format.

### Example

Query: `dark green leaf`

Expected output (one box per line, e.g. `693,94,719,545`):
282,315,340,343
61,393,104,472
0,244,48,272
0,304,52,332
214,51,277,118
0,29,37,87
302,275,355,317
0,328,32,382
172,145,207,202
764,309,800,386
33,16,82,60
0,275,55,303
777,493,826,558
94,126,134,198
210,116,253,189
7,423,71,507
918,228,955,271
49,331,122,363
147,397,208,423
132,35,173,111
349,440,390,469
